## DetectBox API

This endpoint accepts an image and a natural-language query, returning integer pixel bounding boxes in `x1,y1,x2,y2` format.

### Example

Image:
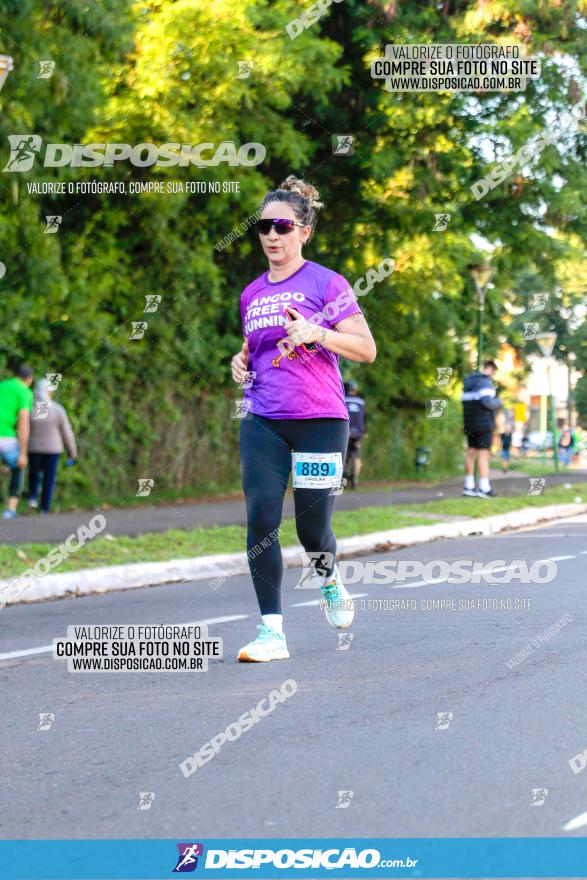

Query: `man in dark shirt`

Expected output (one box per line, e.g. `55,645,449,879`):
344,381,367,489
461,359,502,498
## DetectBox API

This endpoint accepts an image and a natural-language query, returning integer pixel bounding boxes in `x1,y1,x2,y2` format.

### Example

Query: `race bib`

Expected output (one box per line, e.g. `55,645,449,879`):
292,451,343,489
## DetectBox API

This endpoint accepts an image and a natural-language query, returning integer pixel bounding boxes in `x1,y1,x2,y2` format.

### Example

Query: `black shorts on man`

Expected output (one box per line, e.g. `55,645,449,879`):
466,431,493,450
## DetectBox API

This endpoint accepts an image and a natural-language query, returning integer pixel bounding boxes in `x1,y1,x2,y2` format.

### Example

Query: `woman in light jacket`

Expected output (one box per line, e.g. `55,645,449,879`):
28,379,77,514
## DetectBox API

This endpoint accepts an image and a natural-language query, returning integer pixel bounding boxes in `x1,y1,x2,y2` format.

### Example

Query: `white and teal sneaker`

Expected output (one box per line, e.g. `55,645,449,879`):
320,566,354,630
236,624,290,663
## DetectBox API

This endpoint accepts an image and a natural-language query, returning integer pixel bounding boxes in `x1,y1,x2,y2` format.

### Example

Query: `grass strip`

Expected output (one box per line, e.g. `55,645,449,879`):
0,484,582,581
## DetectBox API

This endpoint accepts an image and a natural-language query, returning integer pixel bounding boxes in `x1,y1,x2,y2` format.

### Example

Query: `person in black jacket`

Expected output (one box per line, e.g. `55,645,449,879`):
344,380,367,488
461,359,502,498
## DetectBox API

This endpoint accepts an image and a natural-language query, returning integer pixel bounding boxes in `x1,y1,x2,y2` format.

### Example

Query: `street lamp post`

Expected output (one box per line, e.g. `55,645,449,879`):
536,331,558,472
468,263,494,371
0,55,14,93
568,351,577,428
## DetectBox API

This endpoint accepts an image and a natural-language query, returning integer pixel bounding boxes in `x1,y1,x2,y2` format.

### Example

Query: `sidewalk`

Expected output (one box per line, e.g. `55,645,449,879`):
1,469,585,545
3,501,585,606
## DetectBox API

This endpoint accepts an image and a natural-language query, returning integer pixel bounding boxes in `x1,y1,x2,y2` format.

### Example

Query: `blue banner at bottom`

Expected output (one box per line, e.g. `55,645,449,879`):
1,838,587,879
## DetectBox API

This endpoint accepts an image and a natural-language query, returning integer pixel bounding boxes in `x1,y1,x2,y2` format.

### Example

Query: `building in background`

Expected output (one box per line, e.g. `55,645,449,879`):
494,344,582,449
0,54,13,92
521,355,579,431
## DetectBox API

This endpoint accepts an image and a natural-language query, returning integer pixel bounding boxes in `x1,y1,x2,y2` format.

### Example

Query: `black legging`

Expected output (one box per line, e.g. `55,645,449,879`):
240,414,349,615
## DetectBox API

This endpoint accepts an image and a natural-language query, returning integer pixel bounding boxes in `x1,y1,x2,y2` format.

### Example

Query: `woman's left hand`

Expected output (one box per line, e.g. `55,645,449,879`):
283,307,323,346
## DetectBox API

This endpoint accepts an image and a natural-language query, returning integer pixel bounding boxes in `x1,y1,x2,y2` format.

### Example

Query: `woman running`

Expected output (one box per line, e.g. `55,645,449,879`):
230,175,376,662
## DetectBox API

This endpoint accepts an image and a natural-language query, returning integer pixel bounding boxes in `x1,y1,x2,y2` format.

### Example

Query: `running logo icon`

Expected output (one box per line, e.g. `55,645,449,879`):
129,321,148,340
530,788,548,806
32,401,51,420
433,213,451,231
136,478,155,497
3,135,43,172
436,712,453,730
240,370,256,390
529,293,549,311
436,367,453,385
37,60,55,79
528,477,545,496
173,843,204,872
144,295,162,313
38,712,55,731
427,399,447,418
137,792,155,810
45,215,62,233
332,135,355,155
231,399,252,420
237,61,253,79
329,476,347,496
295,551,334,588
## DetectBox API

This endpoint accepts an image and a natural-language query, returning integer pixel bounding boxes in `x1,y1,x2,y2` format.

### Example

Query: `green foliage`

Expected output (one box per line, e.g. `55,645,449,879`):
0,0,586,503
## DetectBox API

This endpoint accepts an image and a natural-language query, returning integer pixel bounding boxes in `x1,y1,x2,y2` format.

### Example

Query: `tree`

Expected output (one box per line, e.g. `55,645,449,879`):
1,0,586,499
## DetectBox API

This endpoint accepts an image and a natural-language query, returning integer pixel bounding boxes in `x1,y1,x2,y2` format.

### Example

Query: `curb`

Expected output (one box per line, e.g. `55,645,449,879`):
3,502,586,607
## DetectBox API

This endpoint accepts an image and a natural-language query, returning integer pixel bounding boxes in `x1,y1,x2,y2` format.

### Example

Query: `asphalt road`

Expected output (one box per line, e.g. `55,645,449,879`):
2,514,587,840
1,469,586,544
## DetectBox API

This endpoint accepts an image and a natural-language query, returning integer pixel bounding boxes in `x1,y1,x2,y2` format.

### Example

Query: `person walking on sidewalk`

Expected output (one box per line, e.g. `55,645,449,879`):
28,378,77,514
230,175,376,662
500,424,512,473
558,425,576,467
461,359,502,498
0,364,34,519
344,380,367,489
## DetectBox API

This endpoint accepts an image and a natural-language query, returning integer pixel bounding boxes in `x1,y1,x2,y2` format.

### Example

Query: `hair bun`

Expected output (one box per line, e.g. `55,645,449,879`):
280,175,324,211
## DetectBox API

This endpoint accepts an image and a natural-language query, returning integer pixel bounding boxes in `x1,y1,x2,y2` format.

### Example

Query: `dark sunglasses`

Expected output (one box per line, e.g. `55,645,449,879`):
255,218,306,235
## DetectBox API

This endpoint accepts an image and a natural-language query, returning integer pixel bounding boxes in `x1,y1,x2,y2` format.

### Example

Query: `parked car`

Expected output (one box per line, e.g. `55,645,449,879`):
527,430,553,451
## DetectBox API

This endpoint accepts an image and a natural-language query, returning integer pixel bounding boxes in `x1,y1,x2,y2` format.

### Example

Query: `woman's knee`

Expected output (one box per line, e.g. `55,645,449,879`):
246,502,281,544
296,518,332,551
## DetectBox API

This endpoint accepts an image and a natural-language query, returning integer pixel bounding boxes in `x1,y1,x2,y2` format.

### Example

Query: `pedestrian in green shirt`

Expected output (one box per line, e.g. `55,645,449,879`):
0,364,34,518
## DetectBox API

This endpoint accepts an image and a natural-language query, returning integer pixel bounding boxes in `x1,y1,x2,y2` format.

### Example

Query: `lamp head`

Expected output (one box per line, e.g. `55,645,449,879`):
536,331,557,358
468,262,494,289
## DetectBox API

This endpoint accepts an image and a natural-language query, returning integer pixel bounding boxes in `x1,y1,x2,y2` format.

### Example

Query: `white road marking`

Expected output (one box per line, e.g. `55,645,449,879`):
500,534,587,538
393,565,511,590
1,546,580,659
290,593,367,608
182,614,249,627
0,645,55,660
562,810,587,832
394,578,452,590
0,614,250,661
393,557,575,590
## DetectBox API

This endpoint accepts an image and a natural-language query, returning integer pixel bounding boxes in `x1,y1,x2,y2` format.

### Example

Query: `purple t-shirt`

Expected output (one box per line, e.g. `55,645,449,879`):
240,260,361,420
